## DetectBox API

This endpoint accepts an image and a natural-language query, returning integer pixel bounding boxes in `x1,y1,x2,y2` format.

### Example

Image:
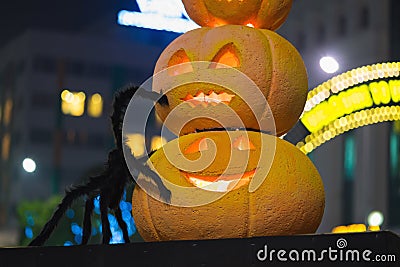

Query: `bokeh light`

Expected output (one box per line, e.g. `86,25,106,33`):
320,56,339,74
22,158,36,173
367,211,384,226
65,192,136,245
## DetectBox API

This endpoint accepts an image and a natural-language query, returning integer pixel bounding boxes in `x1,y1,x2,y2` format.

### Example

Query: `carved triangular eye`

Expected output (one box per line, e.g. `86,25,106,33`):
209,43,240,69
232,135,256,151
184,137,209,154
168,49,194,76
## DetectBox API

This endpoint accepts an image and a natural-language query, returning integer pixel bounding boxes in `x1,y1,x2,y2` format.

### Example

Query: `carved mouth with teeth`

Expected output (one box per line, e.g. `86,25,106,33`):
180,135,257,192
182,169,256,192
181,91,235,107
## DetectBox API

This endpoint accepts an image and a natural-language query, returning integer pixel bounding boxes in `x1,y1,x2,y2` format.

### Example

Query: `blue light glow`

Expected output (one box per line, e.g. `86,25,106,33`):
108,214,117,226
74,234,82,244
120,201,132,211
390,132,398,176
25,227,33,239
26,215,35,226
92,227,98,236
71,223,82,235
110,230,123,244
63,193,136,245
122,210,131,221
64,241,73,246
126,216,136,236
66,209,75,219
94,196,101,215
117,0,199,33
119,201,128,210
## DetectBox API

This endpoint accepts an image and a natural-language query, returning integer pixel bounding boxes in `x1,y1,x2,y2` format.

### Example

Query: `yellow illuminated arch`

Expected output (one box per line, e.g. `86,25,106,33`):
295,62,400,154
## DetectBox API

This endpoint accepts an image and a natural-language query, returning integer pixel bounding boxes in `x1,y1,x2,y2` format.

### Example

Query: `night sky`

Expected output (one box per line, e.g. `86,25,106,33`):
0,1,138,49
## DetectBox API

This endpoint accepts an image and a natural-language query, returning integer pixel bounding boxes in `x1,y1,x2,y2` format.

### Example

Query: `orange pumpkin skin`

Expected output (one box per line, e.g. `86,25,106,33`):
153,25,308,136
131,131,325,241
182,0,293,30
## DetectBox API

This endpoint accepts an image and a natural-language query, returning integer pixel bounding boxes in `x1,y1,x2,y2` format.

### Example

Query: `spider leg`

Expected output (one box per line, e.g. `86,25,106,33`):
28,182,100,246
81,196,95,245
100,191,112,244
114,207,130,243
136,90,168,106
124,153,171,203
105,149,132,244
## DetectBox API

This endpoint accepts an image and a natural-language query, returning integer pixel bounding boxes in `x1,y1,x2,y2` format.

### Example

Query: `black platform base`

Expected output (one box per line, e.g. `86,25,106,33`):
1,231,399,267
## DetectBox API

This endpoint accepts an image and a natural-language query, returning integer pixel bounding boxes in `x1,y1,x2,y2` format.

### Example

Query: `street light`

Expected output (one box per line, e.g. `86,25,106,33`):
320,56,339,74
22,158,36,173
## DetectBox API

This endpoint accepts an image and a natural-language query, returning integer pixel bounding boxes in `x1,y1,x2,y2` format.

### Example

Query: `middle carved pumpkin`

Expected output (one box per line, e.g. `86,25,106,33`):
153,25,308,136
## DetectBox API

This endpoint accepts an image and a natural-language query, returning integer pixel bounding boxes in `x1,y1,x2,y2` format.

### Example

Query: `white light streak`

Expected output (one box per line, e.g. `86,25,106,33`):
117,0,199,33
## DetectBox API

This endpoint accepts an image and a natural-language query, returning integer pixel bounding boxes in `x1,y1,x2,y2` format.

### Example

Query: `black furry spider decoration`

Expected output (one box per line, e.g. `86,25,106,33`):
28,85,171,246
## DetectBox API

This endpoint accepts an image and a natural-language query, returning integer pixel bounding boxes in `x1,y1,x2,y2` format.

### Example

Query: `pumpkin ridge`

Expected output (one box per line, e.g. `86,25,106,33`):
245,185,251,237
256,29,275,131
145,189,162,241
259,29,308,136
262,31,276,118
132,188,161,241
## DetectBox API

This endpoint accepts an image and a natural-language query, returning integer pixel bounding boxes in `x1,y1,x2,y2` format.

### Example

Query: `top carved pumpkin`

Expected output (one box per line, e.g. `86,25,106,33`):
182,0,293,30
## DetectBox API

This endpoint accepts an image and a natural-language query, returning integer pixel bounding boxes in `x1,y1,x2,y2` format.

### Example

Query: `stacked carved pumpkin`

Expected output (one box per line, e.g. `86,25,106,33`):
131,0,325,241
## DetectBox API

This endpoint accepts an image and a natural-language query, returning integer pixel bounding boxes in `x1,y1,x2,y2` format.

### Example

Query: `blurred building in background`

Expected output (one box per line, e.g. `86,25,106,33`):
0,22,178,244
0,0,399,245
281,0,400,233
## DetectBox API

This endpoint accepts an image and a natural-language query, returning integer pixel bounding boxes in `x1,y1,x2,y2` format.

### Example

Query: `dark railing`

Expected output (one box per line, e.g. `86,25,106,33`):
1,231,399,267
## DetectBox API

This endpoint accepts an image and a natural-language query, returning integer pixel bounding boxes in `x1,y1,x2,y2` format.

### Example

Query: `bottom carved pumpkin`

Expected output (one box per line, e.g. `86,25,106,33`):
131,131,325,241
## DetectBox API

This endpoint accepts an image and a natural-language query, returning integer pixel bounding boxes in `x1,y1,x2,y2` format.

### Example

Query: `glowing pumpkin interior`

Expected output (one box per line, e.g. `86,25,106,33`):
168,43,240,76
209,43,240,69
181,134,257,192
182,0,293,30
167,49,193,76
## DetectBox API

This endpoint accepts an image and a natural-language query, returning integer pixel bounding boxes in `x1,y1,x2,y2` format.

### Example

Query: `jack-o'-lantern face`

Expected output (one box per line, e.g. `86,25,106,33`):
179,132,260,192
123,130,277,208
138,131,275,198
129,130,276,207
153,25,308,136
182,0,293,30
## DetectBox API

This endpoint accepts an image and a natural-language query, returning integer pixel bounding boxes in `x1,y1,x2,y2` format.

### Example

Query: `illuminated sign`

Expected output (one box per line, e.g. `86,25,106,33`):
301,80,400,133
288,62,400,154
117,0,200,33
